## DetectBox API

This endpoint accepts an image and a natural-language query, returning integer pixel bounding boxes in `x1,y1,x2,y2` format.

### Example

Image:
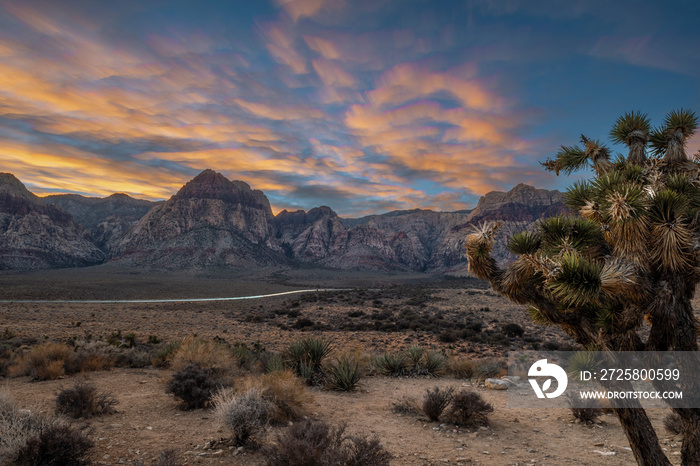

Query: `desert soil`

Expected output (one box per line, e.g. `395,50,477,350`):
0,267,695,465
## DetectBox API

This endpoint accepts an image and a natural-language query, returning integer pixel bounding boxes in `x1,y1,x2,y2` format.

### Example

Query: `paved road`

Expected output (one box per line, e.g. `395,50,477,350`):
0,288,344,304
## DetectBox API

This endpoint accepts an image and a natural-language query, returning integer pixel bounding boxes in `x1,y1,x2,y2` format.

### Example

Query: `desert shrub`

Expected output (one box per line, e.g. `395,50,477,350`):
445,390,493,427
114,348,152,368
447,358,476,379
152,340,181,367
214,387,272,445
326,356,362,391
153,448,180,466
570,406,602,424
134,448,180,466
372,352,407,376
422,386,454,422
166,364,219,410
12,421,93,466
262,420,391,466
170,336,235,374
13,342,74,381
390,395,421,415
262,352,285,374
67,340,116,373
475,358,505,380
502,323,525,338
0,392,44,461
237,371,311,424
422,350,447,377
147,335,161,345
664,412,683,435
568,395,602,424
0,345,15,377
55,382,118,418
438,330,458,343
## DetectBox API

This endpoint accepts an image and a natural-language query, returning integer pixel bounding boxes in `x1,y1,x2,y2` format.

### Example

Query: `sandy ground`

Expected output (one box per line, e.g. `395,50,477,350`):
1,368,683,465
0,268,694,465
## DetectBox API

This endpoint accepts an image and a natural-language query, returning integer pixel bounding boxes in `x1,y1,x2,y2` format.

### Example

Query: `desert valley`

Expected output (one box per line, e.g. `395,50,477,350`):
0,170,694,465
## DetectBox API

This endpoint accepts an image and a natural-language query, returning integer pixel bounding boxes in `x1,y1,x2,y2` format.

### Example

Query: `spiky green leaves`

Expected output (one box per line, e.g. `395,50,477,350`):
610,111,650,145
508,231,540,255
542,136,611,176
648,190,694,272
564,181,593,212
650,109,698,161
610,111,650,165
547,252,602,307
537,216,603,259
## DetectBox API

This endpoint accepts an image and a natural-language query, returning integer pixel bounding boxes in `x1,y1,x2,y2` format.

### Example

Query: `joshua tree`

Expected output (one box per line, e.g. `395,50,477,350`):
465,109,700,466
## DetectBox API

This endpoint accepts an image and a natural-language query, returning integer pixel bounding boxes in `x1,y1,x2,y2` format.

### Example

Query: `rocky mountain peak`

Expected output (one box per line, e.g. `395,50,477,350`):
174,169,236,200
469,183,563,221
0,172,38,202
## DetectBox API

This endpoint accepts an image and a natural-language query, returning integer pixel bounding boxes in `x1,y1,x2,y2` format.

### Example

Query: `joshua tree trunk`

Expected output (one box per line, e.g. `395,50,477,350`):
680,412,700,466
616,408,672,466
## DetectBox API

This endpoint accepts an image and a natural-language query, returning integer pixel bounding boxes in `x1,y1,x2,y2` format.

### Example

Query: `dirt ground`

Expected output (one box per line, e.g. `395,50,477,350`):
0,267,694,465
2,368,682,465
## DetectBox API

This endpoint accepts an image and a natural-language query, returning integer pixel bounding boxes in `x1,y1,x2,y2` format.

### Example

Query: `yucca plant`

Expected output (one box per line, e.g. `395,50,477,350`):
326,356,362,391
372,352,407,376
466,110,700,466
421,350,447,377
284,336,334,385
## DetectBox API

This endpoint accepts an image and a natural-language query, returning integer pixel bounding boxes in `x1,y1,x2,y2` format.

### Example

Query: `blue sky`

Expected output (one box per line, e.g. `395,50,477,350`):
1,0,699,216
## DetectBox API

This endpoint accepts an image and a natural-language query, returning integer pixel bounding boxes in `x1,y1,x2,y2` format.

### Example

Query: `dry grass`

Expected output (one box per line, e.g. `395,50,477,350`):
68,340,116,373
169,336,236,375
237,370,312,424
213,387,272,446
9,342,74,381
446,357,476,379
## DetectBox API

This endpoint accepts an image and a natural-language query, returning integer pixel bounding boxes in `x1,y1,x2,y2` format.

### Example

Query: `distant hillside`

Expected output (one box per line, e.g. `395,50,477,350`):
0,171,566,272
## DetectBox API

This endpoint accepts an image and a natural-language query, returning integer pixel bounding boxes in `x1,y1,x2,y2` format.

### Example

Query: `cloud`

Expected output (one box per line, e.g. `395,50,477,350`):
311,58,356,88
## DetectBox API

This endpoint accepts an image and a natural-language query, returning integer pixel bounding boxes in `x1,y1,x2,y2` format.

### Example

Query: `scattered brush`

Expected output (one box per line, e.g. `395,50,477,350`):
447,357,476,379
664,412,683,436
475,358,505,381
261,419,391,466
390,395,421,415
445,390,493,427
166,363,219,410
214,387,272,446
237,371,311,424
422,386,454,422
55,382,118,419
11,342,74,381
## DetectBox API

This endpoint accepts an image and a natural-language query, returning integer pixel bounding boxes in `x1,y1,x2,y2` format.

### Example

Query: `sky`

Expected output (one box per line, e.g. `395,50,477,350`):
1,0,700,217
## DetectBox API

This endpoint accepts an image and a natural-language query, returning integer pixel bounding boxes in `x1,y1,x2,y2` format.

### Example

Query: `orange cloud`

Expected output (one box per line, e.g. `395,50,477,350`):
311,58,356,88
303,35,341,59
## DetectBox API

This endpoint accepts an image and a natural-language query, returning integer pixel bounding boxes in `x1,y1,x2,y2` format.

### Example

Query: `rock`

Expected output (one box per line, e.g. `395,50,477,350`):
485,378,509,390
0,173,105,269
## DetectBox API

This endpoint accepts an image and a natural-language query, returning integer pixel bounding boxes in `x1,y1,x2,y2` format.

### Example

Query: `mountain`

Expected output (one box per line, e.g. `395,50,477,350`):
273,184,565,272
0,173,105,269
0,171,566,272
43,193,156,252
111,169,285,269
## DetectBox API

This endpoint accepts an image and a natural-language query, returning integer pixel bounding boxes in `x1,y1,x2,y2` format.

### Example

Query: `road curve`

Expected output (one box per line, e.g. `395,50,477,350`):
0,288,346,304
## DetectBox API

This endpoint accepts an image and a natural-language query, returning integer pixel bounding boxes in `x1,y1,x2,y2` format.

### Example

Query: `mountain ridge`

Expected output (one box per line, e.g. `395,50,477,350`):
0,170,565,272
